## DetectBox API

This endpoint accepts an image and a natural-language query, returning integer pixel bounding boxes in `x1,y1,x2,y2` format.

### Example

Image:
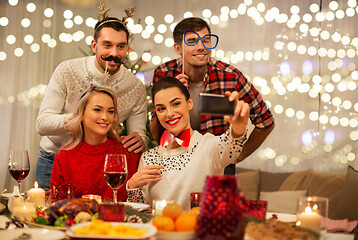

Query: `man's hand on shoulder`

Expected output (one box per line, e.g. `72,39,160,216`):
120,132,145,153
176,74,189,88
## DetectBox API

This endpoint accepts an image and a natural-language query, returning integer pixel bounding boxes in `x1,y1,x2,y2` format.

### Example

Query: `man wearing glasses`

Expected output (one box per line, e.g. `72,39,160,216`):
151,17,275,174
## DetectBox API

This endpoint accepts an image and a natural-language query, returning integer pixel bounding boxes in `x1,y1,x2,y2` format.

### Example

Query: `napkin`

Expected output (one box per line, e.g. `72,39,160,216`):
322,217,358,233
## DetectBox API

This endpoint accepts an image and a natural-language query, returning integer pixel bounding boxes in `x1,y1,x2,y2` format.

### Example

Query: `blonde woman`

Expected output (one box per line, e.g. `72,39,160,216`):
51,86,140,201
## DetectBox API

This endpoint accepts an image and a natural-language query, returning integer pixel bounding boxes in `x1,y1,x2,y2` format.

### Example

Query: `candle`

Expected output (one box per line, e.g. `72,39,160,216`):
190,192,202,208
297,206,322,233
27,181,45,207
82,194,102,203
152,200,170,215
8,195,24,213
12,202,36,221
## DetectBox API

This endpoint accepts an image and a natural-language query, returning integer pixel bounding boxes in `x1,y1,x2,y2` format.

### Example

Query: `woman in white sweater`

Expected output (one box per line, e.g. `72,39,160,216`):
127,76,249,210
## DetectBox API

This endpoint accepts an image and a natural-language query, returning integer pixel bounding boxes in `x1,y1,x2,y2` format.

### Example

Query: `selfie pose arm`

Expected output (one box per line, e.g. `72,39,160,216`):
224,91,250,138
210,91,249,169
234,123,275,163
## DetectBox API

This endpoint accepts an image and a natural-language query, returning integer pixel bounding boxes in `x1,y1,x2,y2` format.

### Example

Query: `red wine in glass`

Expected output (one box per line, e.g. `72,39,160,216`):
104,154,127,203
8,150,30,193
104,172,127,189
9,169,30,183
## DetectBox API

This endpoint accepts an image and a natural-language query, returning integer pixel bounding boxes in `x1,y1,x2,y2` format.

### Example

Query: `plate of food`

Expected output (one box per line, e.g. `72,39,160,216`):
26,198,153,231
25,220,68,231
25,198,98,230
66,220,157,240
0,228,66,240
245,219,317,240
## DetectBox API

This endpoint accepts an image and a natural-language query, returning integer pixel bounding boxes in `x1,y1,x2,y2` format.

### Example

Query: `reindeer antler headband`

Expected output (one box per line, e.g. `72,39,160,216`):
95,4,135,31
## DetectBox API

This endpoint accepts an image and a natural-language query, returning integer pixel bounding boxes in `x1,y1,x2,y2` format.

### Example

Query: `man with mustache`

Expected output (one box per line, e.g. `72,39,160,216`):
35,9,147,189
151,17,275,174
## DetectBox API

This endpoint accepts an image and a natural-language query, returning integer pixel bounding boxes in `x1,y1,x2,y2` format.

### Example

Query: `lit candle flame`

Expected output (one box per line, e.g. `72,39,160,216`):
194,193,199,201
34,181,39,188
296,220,301,226
313,204,318,210
305,206,312,214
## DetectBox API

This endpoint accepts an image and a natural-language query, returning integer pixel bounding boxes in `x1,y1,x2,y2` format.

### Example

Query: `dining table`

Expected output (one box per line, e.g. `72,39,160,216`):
1,215,355,240
0,197,355,240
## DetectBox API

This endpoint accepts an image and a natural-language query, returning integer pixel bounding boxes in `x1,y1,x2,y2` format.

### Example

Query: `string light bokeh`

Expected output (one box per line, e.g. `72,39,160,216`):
0,0,357,175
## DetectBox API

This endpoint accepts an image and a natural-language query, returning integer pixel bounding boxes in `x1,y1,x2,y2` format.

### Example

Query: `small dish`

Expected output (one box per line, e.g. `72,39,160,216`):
0,192,24,199
0,228,66,240
156,231,196,240
66,222,157,240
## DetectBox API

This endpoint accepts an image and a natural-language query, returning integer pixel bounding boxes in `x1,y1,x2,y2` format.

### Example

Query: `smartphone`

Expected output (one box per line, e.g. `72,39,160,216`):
198,93,235,116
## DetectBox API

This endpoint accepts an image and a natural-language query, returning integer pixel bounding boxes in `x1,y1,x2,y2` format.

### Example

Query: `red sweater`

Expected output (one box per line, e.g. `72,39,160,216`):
50,138,140,202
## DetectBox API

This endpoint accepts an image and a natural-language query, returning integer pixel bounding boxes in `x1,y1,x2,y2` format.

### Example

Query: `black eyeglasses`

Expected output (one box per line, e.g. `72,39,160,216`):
183,30,219,49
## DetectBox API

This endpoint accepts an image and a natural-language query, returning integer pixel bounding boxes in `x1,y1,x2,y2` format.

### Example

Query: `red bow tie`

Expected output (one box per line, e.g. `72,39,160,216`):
160,129,191,147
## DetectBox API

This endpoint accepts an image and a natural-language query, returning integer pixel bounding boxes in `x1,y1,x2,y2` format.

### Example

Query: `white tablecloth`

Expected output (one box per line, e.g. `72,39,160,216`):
0,215,354,240
325,232,354,240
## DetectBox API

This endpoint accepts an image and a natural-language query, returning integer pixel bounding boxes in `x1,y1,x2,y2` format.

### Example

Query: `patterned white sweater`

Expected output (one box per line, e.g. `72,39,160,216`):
127,128,247,211
36,56,148,153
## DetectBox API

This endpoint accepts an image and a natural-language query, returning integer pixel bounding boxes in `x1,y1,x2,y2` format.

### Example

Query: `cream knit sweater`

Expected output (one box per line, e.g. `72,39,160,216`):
36,56,148,153
127,128,247,211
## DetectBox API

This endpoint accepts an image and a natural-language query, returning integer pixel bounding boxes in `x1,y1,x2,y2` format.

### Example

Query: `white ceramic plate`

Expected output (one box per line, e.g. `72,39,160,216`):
156,231,196,240
0,192,24,199
122,202,151,211
266,212,297,222
24,220,67,231
0,228,66,240
325,233,354,240
66,222,157,240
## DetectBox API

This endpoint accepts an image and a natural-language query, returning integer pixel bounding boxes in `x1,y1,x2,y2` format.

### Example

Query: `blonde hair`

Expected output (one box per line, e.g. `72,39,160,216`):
63,85,121,150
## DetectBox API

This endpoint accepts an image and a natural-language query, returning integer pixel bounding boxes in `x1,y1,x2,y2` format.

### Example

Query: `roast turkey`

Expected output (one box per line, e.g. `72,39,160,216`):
49,198,98,219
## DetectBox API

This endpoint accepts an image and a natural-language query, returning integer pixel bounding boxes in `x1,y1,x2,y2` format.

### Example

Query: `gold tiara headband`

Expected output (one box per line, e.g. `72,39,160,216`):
95,4,135,31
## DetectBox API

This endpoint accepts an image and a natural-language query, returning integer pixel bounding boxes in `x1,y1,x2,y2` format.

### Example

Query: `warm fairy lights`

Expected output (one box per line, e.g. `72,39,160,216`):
1,0,357,169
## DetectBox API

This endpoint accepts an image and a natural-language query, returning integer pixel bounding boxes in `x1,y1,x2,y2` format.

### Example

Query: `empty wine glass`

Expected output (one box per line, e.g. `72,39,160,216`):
8,150,30,193
104,154,127,203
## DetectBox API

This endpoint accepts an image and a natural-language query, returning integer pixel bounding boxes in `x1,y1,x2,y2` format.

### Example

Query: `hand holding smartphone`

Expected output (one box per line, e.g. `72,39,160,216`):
198,93,235,116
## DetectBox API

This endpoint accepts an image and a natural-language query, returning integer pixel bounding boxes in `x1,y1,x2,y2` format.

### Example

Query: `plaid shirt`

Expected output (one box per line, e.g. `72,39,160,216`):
152,58,274,135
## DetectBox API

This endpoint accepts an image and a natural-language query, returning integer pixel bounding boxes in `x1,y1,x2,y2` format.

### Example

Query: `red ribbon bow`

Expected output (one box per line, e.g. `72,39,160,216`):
160,128,191,147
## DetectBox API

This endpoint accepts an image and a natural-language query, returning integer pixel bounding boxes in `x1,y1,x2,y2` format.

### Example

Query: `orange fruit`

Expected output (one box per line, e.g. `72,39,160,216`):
175,212,197,232
152,215,175,232
189,207,200,218
163,202,183,220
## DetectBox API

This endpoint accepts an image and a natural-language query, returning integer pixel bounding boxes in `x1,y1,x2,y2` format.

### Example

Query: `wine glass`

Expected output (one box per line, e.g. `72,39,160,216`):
104,154,127,203
8,150,30,193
